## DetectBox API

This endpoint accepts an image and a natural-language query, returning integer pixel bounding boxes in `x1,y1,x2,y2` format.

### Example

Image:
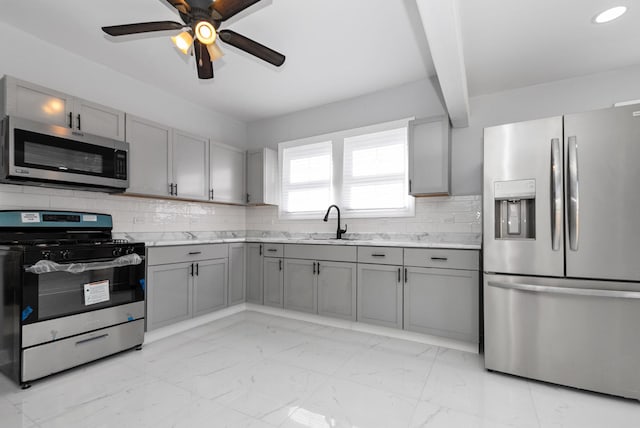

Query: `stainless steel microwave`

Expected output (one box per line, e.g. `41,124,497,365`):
0,116,129,192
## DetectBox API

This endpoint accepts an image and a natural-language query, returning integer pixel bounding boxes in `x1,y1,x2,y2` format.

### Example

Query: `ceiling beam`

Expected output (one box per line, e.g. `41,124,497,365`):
416,0,470,128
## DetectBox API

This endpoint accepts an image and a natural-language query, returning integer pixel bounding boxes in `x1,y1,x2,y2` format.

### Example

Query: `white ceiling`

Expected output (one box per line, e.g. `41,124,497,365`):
0,1,638,122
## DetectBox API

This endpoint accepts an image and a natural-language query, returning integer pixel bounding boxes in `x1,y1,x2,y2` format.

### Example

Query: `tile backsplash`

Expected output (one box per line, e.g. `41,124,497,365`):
0,184,480,237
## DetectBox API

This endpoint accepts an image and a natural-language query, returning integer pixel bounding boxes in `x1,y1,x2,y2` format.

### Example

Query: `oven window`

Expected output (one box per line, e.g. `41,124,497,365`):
24,141,103,174
31,266,144,321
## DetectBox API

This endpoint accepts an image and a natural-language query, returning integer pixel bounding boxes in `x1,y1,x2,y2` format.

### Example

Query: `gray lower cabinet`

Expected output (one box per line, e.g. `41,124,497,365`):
263,257,284,307
147,262,192,330
283,259,317,313
246,243,264,304
192,258,228,317
228,243,246,306
357,264,403,329
403,266,479,342
317,261,357,321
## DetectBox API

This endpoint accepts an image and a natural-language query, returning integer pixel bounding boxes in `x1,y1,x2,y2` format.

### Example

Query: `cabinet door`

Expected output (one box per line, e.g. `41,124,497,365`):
146,262,192,331
246,243,264,304
228,243,246,306
193,259,228,317
125,115,172,196
404,266,479,342
317,261,357,321
408,117,450,195
3,76,73,127
283,259,317,314
210,143,246,204
74,98,125,140
246,149,264,205
357,264,403,329
263,257,284,308
172,129,209,200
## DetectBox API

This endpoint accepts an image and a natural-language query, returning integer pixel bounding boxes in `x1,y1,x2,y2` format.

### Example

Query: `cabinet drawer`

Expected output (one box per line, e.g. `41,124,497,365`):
357,246,403,265
147,244,228,265
404,248,479,270
263,243,284,257
284,244,357,262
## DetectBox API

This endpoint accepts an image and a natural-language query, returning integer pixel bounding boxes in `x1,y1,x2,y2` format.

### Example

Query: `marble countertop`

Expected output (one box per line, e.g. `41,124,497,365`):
116,231,481,250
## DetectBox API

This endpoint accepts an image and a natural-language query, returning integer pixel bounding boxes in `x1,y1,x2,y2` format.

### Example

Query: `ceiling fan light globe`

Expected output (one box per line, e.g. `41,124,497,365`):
195,21,216,45
172,31,193,54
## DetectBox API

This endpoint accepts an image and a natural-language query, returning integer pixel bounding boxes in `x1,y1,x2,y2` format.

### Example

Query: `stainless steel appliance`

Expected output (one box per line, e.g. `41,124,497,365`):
0,211,145,388
483,104,640,400
0,116,129,192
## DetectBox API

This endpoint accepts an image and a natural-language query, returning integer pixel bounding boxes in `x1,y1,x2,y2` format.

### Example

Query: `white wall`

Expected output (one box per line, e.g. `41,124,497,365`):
0,23,248,147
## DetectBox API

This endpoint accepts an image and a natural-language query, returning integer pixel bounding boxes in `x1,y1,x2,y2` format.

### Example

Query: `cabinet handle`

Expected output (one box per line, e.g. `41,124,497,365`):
196,263,199,276
246,193,250,204
169,183,173,195
371,253,386,257
279,259,282,271
430,257,448,262
313,262,316,275
267,248,277,252
190,263,194,276
259,244,263,256
409,179,412,193
404,268,408,283
397,268,401,283
210,189,214,200
68,112,73,128
76,113,81,130
317,262,320,275
188,251,201,255
174,183,178,196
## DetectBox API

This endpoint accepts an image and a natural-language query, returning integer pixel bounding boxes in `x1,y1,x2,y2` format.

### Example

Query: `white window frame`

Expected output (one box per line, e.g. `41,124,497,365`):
278,118,415,220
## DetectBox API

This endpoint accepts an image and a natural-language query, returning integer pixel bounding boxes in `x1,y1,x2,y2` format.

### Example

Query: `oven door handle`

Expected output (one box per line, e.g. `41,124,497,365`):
24,253,144,274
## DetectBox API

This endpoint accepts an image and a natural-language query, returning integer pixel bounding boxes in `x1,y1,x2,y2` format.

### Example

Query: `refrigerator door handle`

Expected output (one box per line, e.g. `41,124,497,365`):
487,281,640,299
551,138,562,251
568,136,580,251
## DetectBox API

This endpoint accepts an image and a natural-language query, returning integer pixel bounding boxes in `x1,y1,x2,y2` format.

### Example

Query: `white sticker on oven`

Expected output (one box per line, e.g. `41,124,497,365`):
21,212,40,223
82,215,98,222
84,280,110,305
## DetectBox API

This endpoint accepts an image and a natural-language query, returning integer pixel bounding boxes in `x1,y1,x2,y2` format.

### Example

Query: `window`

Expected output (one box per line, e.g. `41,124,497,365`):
279,119,414,219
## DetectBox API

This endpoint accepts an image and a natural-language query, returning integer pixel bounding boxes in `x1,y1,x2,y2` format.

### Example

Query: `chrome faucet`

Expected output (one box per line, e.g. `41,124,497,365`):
323,205,347,239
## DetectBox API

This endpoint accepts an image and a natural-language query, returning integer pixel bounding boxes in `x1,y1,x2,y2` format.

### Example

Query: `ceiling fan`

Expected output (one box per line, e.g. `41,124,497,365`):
101,0,285,79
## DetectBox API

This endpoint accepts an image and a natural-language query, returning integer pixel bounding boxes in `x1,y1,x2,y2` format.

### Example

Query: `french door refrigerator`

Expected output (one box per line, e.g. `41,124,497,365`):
483,104,640,400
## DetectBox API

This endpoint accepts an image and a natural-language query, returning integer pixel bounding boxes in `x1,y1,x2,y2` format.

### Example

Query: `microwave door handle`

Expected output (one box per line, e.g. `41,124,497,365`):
551,138,562,251
568,136,580,251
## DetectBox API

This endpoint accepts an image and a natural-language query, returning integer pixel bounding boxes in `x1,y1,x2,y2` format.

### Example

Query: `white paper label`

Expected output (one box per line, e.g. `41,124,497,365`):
82,215,98,222
21,213,40,223
84,280,110,305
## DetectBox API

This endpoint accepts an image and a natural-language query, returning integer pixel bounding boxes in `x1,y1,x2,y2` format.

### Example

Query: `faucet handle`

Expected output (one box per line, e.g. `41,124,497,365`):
341,224,348,234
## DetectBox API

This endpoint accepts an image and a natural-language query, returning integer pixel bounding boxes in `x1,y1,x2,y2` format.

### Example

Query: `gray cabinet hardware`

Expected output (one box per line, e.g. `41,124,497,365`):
188,251,202,255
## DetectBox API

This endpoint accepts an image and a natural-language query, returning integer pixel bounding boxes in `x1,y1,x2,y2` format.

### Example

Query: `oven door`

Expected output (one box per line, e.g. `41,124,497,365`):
21,255,145,325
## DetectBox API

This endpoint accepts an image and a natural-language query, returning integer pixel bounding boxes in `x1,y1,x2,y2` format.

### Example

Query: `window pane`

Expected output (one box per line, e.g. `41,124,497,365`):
290,154,331,184
286,188,331,212
346,183,405,210
351,143,404,177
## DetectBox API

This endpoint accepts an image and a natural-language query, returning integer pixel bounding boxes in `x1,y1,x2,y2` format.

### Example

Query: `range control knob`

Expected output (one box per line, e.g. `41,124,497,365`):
112,247,123,257
126,247,135,255
61,250,71,260
41,251,51,260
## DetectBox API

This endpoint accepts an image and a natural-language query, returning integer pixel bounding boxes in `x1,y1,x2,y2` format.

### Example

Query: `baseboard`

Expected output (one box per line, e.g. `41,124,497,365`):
144,302,479,354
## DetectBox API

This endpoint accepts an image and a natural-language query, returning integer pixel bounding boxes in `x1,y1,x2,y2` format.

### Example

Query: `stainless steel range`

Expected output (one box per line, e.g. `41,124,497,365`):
0,210,145,388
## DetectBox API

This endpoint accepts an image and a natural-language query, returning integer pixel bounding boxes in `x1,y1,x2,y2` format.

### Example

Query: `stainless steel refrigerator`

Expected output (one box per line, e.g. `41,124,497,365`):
483,104,640,400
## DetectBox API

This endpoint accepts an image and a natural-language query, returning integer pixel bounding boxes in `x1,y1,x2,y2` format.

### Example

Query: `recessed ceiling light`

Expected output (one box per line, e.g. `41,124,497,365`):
593,6,628,24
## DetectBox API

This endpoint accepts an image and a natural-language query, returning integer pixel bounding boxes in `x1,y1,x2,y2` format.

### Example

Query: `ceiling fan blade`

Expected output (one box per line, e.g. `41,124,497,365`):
194,40,214,79
211,0,262,21
166,0,191,14
102,21,185,36
218,29,285,66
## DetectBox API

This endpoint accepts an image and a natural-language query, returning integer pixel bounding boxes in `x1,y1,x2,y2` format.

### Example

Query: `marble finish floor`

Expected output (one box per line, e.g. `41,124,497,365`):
1,311,639,427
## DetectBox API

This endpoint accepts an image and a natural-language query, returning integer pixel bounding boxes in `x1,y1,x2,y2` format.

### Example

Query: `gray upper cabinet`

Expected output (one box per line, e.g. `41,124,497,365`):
247,148,278,205
317,261,357,321
228,243,246,306
263,257,284,308
283,258,317,313
210,142,246,204
246,243,264,304
1,76,125,140
172,129,210,201
125,115,172,197
357,263,403,329
192,258,228,317
408,116,451,196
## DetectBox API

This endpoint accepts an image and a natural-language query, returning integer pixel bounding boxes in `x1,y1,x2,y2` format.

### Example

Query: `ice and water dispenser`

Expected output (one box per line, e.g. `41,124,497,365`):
494,179,536,240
